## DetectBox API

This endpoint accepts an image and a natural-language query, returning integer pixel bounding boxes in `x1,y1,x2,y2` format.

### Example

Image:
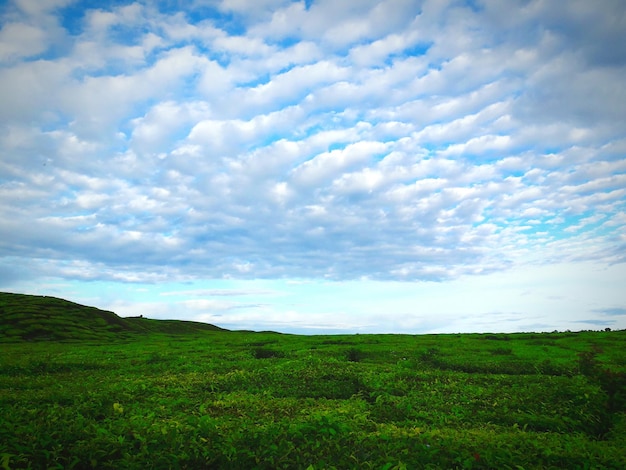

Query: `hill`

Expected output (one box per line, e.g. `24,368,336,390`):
0,292,225,342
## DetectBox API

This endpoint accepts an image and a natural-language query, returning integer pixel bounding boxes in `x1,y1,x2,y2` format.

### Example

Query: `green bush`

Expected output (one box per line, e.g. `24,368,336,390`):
253,347,285,359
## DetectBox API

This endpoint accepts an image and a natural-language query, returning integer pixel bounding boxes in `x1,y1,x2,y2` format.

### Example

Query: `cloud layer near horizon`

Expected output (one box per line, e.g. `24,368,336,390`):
1,0,625,332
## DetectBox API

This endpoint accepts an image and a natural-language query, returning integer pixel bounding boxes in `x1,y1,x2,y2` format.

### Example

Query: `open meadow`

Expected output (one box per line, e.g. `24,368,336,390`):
1,293,625,469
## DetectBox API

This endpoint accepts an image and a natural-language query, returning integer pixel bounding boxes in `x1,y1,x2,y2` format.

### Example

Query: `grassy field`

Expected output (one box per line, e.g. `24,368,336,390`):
1,293,625,469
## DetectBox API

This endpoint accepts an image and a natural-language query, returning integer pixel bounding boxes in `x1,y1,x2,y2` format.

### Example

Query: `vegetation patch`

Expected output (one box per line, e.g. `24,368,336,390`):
0,292,225,343
1,293,625,468
252,347,285,359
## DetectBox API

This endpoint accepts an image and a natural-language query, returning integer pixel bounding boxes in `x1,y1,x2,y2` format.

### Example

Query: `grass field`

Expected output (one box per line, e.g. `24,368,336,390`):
1,292,625,469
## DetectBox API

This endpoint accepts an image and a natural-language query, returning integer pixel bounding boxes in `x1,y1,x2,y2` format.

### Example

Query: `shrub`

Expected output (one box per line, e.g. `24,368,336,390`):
253,348,284,359
577,346,602,376
346,348,365,362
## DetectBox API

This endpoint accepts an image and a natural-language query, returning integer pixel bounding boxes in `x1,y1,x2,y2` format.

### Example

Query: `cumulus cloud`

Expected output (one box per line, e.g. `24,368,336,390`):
0,0,625,333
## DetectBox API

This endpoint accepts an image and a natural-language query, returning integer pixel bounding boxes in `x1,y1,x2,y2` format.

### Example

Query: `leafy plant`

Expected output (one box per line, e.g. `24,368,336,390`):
345,347,365,362
252,347,285,359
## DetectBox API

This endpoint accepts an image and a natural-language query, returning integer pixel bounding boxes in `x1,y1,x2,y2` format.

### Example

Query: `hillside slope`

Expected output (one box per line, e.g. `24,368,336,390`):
0,292,225,342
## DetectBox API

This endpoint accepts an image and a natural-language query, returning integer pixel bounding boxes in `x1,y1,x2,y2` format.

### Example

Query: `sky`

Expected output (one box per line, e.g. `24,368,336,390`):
1,0,625,334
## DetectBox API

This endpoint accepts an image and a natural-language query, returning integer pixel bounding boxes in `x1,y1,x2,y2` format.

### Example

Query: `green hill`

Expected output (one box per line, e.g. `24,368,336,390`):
0,292,225,342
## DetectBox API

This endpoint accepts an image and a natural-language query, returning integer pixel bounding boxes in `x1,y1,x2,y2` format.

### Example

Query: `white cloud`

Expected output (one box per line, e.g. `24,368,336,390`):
1,0,625,333
0,22,48,60
291,140,390,186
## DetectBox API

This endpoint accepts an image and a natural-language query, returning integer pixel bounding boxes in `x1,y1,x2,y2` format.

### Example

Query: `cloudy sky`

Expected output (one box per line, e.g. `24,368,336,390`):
1,0,625,334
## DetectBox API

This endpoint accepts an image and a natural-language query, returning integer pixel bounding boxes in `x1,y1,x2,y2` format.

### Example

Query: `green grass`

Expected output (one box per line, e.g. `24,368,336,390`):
1,293,625,469
0,292,225,342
